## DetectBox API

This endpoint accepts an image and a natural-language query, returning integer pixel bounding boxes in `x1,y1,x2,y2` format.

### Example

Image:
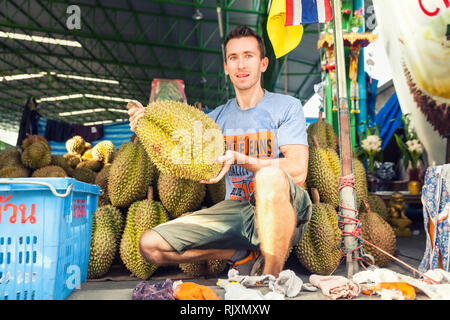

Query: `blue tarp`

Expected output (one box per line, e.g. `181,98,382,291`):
372,92,403,150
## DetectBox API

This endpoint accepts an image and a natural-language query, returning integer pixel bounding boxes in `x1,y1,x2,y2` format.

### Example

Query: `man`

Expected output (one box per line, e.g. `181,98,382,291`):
128,25,311,278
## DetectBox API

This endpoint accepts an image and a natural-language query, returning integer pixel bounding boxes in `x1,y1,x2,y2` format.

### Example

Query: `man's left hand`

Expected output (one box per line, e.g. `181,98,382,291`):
199,150,238,184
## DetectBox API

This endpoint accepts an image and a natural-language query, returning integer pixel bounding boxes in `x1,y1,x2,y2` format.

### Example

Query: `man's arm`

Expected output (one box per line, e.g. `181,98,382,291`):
236,144,309,187
201,145,308,187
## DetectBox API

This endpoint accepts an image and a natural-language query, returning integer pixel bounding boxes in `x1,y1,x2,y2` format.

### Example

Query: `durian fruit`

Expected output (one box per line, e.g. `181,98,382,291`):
0,165,29,178
179,259,227,277
81,148,93,161
157,172,206,219
128,100,225,181
32,165,67,177
359,200,396,267
306,140,368,210
87,212,117,279
66,135,86,155
306,145,341,209
71,167,96,184
307,115,338,152
51,155,71,174
119,199,168,279
95,164,112,204
94,205,124,245
176,211,228,277
352,155,369,209
203,177,227,207
64,153,81,168
0,147,22,169
295,189,342,275
108,142,154,208
21,134,51,151
359,195,389,222
92,141,116,164
76,159,103,172
21,140,51,169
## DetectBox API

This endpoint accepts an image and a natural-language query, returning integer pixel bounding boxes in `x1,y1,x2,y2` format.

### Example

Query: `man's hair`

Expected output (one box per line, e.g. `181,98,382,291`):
223,25,266,61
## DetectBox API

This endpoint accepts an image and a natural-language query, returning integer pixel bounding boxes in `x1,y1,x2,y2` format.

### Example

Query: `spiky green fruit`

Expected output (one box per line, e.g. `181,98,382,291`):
32,165,67,177
21,141,51,169
203,177,226,207
71,167,96,184
306,147,341,209
76,159,103,172
360,195,389,222
64,153,81,168
0,147,22,170
119,199,168,279
157,172,206,218
95,164,112,203
0,165,29,178
92,141,116,164
66,135,86,155
133,100,225,181
307,118,338,152
21,134,51,151
295,203,342,275
359,210,396,267
108,142,154,208
87,218,117,279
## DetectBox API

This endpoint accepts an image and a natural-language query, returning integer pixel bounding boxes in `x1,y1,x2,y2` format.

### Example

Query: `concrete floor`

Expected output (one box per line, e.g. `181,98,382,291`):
66,218,432,301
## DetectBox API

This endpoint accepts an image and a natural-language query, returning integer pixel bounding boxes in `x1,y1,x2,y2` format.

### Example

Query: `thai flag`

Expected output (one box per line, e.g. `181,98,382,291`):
285,0,333,25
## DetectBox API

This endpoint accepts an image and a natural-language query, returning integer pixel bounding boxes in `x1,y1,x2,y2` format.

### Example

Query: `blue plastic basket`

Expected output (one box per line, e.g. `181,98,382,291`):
0,178,100,300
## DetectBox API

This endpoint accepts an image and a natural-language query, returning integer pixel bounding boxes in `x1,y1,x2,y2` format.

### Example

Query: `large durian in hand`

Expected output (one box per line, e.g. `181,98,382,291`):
108,142,154,207
127,100,225,181
359,200,396,267
295,189,342,275
157,172,206,219
119,199,168,279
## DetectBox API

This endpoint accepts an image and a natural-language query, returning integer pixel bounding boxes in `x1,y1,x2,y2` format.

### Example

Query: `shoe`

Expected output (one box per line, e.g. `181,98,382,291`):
228,250,264,276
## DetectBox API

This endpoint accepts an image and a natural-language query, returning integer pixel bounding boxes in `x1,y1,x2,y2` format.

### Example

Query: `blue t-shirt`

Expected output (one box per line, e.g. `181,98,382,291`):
208,90,308,200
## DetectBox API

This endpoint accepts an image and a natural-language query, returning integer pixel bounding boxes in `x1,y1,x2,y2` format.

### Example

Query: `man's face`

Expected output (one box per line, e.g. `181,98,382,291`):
224,36,268,91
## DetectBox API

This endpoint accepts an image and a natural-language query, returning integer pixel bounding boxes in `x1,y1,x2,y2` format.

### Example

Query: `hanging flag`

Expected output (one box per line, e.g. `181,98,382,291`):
286,0,333,25
267,0,303,59
267,0,333,58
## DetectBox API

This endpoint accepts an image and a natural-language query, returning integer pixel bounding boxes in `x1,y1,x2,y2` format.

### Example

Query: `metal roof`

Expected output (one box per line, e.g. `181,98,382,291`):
0,0,322,131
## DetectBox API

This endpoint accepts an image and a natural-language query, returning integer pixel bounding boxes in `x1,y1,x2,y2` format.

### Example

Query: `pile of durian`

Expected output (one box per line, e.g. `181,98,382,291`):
295,116,397,275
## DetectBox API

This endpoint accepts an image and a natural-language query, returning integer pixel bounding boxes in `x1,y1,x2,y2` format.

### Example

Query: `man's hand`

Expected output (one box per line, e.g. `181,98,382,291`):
127,100,146,133
200,150,237,184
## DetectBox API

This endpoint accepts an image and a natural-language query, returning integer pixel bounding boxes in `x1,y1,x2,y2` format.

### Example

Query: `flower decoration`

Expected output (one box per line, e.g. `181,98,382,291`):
361,134,382,173
350,9,363,29
394,113,424,170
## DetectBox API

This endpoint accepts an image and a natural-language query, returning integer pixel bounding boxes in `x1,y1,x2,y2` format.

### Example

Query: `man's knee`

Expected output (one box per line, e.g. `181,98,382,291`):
255,167,289,200
139,230,166,265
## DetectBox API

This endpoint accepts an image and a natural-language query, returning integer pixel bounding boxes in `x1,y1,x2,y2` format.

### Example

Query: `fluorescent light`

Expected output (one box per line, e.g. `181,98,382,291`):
0,72,47,82
84,94,131,102
106,108,128,113
83,120,113,126
37,94,83,103
37,94,132,103
59,108,106,116
0,31,82,47
56,74,119,84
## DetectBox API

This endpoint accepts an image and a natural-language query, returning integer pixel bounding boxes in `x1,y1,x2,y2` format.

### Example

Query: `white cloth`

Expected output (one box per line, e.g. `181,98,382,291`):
217,269,303,300
353,267,450,300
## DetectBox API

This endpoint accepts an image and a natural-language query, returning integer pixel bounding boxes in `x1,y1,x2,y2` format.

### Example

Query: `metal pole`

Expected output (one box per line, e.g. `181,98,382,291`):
217,5,230,99
332,0,359,278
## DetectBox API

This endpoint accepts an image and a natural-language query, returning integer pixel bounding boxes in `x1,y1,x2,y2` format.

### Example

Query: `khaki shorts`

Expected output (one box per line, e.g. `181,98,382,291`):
153,172,312,253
